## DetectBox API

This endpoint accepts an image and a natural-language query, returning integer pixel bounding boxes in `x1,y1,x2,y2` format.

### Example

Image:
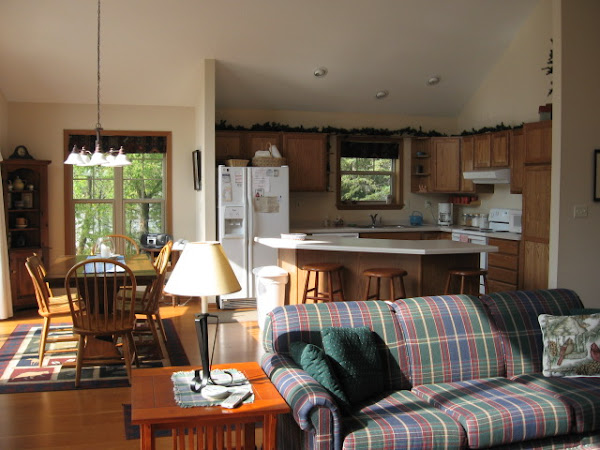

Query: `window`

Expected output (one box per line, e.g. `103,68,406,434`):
64,131,172,254
336,137,404,209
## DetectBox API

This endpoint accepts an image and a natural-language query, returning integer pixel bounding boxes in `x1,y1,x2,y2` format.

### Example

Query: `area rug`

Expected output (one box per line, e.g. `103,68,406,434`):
0,319,189,394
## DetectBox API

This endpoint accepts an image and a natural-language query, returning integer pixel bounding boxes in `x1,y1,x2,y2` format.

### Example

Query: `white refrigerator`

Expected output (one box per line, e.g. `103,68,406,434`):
217,165,289,309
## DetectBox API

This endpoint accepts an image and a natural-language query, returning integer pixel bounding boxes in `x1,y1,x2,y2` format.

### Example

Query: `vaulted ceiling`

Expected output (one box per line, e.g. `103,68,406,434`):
0,0,540,117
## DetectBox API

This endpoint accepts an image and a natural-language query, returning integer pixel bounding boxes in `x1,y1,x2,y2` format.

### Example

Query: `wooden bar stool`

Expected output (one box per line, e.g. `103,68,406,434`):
444,268,488,295
301,263,345,304
363,268,408,301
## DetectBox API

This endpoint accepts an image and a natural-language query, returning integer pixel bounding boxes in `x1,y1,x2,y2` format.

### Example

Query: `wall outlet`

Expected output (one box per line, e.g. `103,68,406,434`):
574,204,588,218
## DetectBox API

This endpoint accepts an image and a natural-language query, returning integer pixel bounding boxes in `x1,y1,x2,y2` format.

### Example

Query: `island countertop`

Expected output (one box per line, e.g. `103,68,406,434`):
255,236,499,255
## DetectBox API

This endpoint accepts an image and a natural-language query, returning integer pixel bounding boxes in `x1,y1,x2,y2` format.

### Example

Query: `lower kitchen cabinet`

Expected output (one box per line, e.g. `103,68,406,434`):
487,238,520,293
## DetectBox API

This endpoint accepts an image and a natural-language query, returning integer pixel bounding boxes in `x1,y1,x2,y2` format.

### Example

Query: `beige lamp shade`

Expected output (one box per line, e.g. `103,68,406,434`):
164,241,241,297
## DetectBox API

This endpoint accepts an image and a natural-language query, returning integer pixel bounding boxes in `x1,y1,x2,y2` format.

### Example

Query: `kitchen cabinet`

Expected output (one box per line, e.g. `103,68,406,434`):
524,120,552,164
1,159,50,310
460,136,475,193
215,130,246,163
487,238,520,293
282,133,328,192
510,128,525,194
432,137,461,192
473,131,510,168
521,159,551,290
245,131,282,157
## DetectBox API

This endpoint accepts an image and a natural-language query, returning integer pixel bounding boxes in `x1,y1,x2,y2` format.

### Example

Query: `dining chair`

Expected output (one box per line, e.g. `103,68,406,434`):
92,234,141,255
127,241,173,358
24,254,78,367
64,258,138,387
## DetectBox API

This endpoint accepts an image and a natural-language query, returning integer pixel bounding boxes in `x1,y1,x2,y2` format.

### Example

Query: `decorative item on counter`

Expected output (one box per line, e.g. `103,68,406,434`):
12,176,25,192
323,216,331,227
418,184,428,193
479,214,489,230
409,211,423,226
27,184,34,191
15,217,28,228
334,216,344,227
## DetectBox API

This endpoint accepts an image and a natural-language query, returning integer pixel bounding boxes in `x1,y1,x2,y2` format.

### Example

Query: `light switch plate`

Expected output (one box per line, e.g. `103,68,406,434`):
574,204,588,218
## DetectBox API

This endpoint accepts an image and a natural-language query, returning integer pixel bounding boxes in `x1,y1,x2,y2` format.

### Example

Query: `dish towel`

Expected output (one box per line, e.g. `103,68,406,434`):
171,368,254,408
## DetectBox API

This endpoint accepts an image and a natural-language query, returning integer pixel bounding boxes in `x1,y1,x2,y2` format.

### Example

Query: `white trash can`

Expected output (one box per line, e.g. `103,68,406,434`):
253,266,289,331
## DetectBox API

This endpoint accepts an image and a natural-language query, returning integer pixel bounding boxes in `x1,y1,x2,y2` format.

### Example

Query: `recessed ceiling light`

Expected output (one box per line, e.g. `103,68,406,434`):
375,90,389,99
313,67,328,78
426,76,441,86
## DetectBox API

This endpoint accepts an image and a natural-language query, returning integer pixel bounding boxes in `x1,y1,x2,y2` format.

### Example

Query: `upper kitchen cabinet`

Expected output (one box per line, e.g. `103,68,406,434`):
510,128,525,194
215,130,246,163
245,131,283,157
460,136,475,193
524,120,552,164
431,137,461,193
282,133,328,192
473,131,510,168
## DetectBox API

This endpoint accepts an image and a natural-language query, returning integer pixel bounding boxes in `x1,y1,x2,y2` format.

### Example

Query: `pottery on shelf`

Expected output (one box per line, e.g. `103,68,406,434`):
12,176,25,192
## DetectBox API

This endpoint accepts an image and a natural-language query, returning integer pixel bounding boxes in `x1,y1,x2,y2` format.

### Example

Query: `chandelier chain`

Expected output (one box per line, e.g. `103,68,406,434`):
96,0,101,131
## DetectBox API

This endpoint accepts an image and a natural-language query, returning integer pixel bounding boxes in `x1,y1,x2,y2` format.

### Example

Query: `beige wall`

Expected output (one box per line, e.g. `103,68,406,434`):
0,90,7,154
457,0,552,130
551,0,600,306
4,102,197,261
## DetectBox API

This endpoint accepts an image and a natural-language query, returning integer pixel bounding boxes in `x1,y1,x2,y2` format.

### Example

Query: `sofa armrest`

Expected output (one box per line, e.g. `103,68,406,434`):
262,352,343,450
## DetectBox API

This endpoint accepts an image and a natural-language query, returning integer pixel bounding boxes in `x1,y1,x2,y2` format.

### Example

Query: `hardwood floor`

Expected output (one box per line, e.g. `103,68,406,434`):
0,299,263,449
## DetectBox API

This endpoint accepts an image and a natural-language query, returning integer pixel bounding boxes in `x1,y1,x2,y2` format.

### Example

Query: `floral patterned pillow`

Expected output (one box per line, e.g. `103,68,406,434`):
539,313,600,377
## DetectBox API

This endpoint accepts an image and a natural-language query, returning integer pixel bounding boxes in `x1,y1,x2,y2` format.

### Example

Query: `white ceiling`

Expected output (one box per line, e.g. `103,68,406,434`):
0,0,540,117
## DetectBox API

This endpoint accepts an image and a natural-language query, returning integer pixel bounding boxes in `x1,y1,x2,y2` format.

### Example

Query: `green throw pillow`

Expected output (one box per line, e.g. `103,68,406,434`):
289,341,350,409
321,326,384,404
539,313,600,377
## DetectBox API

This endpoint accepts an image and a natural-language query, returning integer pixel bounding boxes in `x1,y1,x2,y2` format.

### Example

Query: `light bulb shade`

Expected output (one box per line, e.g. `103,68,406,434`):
64,147,83,165
164,242,241,297
89,148,108,165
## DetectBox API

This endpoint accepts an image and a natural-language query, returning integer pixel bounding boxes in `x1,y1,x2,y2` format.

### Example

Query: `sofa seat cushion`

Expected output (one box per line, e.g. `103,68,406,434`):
412,377,572,449
513,373,600,433
341,390,466,450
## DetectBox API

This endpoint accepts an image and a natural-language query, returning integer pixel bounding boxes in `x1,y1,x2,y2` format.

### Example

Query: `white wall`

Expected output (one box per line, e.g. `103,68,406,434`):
4,102,197,261
551,0,600,306
457,0,553,130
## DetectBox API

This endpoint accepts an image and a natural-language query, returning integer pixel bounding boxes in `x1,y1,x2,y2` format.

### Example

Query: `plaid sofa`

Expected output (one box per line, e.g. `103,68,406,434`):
261,289,600,449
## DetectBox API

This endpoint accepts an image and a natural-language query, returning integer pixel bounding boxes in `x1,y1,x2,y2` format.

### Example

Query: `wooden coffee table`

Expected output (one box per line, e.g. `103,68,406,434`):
131,361,290,450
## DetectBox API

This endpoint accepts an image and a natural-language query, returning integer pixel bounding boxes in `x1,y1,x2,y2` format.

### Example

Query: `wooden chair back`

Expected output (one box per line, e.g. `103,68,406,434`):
92,234,141,255
65,258,137,334
139,241,173,314
25,254,53,316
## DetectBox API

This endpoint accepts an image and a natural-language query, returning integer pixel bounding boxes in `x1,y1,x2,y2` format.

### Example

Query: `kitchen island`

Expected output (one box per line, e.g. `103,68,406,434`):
256,236,498,303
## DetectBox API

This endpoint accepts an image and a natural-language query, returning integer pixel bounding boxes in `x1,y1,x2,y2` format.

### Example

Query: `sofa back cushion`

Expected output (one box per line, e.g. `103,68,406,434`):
392,295,505,386
480,289,584,377
263,300,410,390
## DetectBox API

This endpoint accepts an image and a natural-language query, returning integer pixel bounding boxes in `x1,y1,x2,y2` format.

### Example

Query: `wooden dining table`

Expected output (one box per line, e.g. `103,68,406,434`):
44,253,157,289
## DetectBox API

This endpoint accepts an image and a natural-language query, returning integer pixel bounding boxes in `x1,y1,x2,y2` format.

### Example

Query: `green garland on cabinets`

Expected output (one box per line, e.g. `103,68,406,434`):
216,120,524,138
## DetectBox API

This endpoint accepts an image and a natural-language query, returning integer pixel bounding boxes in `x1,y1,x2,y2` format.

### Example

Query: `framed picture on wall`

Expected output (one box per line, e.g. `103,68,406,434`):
193,150,201,191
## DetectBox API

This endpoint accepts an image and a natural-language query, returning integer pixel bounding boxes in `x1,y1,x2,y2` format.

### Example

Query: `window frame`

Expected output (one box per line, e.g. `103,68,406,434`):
63,129,173,254
335,136,405,210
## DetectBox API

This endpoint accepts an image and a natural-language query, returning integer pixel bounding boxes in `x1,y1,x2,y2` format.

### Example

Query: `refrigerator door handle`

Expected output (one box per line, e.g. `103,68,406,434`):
246,169,254,296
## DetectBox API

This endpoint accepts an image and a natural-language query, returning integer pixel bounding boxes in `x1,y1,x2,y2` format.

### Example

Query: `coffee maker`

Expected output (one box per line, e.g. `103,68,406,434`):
438,203,453,226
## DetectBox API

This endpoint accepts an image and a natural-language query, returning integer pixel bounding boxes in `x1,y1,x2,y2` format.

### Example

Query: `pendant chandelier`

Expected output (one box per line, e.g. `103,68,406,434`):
64,0,131,167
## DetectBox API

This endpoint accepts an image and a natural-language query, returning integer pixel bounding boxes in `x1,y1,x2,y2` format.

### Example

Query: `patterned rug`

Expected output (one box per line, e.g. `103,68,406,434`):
0,319,189,394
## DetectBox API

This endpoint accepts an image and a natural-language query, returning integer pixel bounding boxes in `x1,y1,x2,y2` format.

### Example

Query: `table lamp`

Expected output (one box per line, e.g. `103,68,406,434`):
164,241,241,393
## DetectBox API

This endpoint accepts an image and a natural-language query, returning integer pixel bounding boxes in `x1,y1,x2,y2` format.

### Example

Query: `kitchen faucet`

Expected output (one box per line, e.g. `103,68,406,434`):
369,214,378,227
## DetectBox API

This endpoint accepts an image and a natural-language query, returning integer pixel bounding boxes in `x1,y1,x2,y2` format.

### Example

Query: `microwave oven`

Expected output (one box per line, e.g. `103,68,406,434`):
508,210,522,233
